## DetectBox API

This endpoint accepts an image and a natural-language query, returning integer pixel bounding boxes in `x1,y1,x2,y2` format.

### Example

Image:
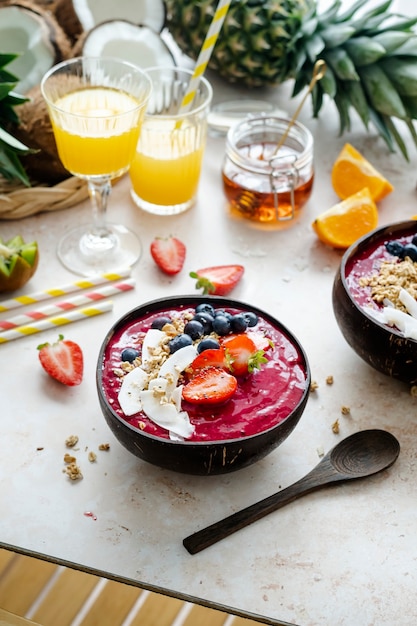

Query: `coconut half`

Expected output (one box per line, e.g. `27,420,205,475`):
54,0,165,43
0,2,71,94
76,20,177,69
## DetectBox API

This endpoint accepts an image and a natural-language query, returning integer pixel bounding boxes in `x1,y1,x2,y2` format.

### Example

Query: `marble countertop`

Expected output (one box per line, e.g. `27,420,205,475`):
1,8,417,624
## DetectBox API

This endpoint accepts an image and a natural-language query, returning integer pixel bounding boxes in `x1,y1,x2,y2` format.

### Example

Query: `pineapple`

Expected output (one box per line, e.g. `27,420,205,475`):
0,53,34,186
164,0,417,158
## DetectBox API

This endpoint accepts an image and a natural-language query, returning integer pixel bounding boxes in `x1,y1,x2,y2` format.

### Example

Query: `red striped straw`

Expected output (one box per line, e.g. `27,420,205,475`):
0,278,135,332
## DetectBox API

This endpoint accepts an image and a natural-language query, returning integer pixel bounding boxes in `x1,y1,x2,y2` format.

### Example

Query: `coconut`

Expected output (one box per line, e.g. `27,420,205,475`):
10,85,70,184
0,0,72,94
73,20,177,69
53,0,166,44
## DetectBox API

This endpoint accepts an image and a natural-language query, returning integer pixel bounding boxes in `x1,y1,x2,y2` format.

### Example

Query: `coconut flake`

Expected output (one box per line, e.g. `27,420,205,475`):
139,390,194,439
80,21,176,69
118,366,149,416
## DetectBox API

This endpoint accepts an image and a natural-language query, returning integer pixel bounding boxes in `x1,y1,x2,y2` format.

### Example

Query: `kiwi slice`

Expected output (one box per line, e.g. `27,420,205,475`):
0,235,39,292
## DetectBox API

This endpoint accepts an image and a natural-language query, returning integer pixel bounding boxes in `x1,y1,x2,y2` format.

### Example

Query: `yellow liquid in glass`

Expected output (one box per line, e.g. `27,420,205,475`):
51,87,142,178
130,146,205,205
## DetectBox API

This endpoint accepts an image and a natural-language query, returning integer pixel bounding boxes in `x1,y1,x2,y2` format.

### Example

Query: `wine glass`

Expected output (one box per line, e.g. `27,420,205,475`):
41,57,152,276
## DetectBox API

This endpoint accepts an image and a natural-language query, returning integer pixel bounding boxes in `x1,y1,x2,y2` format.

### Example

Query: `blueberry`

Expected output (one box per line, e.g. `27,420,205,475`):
121,347,140,363
184,319,204,340
402,243,417,262
197,338,220,353
243,311,259,327
195,302,215,317
385,241,404,257
215,309,232,320
231,313,249,333
412,234,417,247
151,316,172,330
169,333,193,353
193,312,214,333
212,314,231,336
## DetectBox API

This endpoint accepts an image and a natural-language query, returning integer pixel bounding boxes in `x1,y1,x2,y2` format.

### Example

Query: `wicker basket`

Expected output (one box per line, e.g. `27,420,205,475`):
0,176,89,220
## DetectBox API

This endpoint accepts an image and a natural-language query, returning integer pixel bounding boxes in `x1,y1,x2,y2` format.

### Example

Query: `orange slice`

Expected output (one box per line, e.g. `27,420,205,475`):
312,187,378,249
331,143,394,202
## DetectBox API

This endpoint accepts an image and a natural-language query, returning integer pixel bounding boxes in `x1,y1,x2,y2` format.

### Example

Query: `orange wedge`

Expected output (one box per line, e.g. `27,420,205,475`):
312,187,378,249
331,143,394,202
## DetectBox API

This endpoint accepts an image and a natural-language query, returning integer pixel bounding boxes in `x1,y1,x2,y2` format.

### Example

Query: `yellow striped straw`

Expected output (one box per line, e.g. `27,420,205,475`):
178,0,232,114
0,300,113,344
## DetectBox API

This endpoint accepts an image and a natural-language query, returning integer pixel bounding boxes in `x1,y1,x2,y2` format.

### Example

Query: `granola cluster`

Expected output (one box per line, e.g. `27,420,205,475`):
359,256,417,311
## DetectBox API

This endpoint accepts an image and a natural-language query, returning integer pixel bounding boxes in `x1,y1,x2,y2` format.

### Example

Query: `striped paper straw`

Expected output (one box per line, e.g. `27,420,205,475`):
0,268,131,313
0,278,135,331
0,300,113,344
178,0,231,114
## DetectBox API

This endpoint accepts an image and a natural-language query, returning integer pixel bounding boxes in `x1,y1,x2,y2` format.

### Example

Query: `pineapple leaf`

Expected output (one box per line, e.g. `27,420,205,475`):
344,37,386,66
0,82,17,101
343,80,370,127
319,1,343,26
380,58,417,96
324,48,359,80
0,143,31,185
0,127,33,153
318,64,337,97
305,33,325,62
368,109,396,153
334,92,352,133
382,115,409,159
401,95,417,118
337,0,377,23
320,25,355,49
373,31,413,54
389,37,417,56
359,64,407,118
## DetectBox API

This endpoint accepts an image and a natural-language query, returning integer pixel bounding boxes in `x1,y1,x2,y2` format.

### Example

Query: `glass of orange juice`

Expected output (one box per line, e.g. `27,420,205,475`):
129,67,212,216
41,57,152,275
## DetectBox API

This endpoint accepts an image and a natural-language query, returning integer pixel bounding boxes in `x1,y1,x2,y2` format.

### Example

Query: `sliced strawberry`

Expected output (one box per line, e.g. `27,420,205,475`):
188,348,228,374
190,264,244,295
222,334,267,376
182,367,237,405
150,236,186,275
246,330,274,352
37,334,83,386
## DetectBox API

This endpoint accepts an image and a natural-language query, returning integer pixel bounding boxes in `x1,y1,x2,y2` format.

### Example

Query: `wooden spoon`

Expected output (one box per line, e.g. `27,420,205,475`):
183,429,400,554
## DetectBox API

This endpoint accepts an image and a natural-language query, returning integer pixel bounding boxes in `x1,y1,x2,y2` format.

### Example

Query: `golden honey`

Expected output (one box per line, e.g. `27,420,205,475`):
222,117,314,228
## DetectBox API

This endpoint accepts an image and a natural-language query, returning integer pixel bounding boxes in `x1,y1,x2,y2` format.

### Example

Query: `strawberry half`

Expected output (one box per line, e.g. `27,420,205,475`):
182,367,237,405
222,334,267,376
150,236,186,275
190,264,244,295
37,334,84,386
188,348,228,374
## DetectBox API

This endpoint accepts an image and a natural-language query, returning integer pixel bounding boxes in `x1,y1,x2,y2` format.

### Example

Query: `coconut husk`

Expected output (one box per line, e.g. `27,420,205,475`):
53,0,84,44
10,84,70,184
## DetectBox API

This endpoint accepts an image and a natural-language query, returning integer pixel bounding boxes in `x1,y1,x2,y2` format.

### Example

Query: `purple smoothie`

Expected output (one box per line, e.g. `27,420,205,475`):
101,304,308,442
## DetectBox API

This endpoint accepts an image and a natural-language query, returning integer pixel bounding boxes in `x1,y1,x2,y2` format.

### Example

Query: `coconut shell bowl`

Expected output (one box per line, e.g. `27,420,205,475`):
96,296,311,475
333,220,417,386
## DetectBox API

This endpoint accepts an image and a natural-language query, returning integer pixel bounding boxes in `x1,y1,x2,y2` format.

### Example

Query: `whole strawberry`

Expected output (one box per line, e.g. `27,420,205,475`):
37,334,84,386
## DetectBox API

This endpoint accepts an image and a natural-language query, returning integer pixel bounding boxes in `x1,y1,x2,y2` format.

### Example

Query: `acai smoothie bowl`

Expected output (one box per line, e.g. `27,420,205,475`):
333,220,417,386
97,296,311,475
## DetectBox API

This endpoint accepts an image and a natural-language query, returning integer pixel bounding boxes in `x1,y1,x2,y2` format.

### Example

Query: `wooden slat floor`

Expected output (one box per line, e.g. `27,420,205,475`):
0,549,265,626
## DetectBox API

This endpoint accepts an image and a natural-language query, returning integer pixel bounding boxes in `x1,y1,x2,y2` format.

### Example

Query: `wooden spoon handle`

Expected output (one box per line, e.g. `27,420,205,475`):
183,462,343,554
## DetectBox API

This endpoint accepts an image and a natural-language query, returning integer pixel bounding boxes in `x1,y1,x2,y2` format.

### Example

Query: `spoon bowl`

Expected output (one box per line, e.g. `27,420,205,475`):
183,429,400,554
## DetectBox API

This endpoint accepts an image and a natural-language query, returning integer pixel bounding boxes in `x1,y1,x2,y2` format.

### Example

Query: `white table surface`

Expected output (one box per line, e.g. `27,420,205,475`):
1,5,417,624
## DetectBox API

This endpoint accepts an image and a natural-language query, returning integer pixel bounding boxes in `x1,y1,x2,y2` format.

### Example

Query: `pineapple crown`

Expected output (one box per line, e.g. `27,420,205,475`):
292,0,417,158
0,53,34,186
165,0,417,158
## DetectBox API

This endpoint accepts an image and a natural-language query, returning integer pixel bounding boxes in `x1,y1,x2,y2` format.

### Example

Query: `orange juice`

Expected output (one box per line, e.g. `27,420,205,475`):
51,87,143,178
129,145,205,205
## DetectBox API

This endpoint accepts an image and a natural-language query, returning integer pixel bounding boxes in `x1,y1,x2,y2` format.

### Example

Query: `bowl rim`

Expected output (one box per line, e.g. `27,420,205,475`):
96,294,311,447
338,219,417,342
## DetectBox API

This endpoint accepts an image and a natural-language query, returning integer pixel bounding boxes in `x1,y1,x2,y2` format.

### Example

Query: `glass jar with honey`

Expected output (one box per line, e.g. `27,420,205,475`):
222,115,314,227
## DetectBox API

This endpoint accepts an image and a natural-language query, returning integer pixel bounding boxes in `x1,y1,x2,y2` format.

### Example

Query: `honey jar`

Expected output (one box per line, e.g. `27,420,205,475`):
222,115,314,227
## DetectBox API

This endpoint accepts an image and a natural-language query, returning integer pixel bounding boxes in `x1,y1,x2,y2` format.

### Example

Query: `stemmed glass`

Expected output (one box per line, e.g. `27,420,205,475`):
41,57,152,276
